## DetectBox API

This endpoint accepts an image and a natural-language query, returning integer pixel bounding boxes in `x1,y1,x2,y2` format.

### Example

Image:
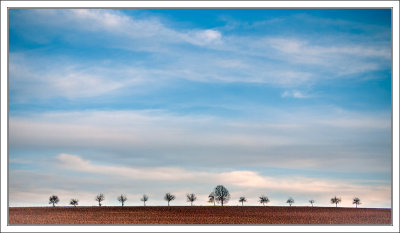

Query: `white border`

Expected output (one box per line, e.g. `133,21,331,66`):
1,1,399,232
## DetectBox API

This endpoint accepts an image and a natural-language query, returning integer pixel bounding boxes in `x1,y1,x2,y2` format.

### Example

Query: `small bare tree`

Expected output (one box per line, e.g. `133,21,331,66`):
70,199,79,207
309,199,315,207
164,193,175,206
259,195,270,206
239,196,247,206
141,194,149,206
96,193,105,206
353,197,361,208
214,185,230,206
331,196,341,207
49,195,59,207
287,197,294,206
186,193,197,206
117,194,127,207
208,192,216,206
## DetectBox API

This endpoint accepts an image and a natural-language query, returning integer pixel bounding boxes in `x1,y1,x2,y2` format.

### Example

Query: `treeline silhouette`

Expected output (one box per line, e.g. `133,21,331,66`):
48,185,362,208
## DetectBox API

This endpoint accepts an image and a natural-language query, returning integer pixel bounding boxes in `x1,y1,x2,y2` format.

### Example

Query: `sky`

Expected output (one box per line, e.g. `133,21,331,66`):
8,9,392,208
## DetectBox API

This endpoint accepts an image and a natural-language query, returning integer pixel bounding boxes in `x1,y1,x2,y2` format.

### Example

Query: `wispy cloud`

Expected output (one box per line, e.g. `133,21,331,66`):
268,37,390,59
56,153,199,181
9,109,391,173
281,90,309,99
19,9,223,48
9,53,135,100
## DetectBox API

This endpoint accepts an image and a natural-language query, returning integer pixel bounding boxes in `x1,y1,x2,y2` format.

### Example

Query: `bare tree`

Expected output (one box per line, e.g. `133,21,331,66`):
208,192,216,206
239,196,247,206
214,185,230,206
331,196,341,207
49,195,59,207
287,197,294,206
140,194,149,206
70,199,79,207
117,194,127,207
259,195,270,206
353,197,361,208
164,193,175,206
95,193,105,206
186,193,197,206
309,199,315,207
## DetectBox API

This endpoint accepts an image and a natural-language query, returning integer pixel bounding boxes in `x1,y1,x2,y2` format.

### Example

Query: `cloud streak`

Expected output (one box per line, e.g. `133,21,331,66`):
10,153,390,207
9,109,391,173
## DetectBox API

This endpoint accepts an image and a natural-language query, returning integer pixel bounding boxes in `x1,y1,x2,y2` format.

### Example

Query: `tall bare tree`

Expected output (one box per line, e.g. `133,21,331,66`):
259,195,270,206
117,194,127,206
239,196,247,206
164,193,175,206
331,196,341,207
309,199,315,207
49,195,59,207
353,197,361,208
287,197,294,206
95,193,105,206
214,185,230,206
208,192,216,206
70,199,79,207
140,194,149,206
186,193,197,206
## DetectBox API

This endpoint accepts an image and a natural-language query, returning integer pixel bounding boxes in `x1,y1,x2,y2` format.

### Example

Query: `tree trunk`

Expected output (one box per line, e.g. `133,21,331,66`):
168,201,170,206
144,201,146,206
191,202,193,206
356,203,358,208
53,203,55,207
241,202,243,206
336,203,337,207
221,199,224,206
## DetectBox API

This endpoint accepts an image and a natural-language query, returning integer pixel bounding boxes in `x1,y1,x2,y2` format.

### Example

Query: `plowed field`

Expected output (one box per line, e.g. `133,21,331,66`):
9,206,391,224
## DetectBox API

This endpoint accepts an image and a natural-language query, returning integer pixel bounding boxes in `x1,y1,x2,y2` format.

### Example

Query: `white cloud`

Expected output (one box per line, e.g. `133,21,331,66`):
9,53,133,100
72,9,132,30
185,29,222,45
56,153,199,181
43,153,389,208
268,37,390,59
26,9,223,48
268,38,306,54
9,53,167,100
281,90,308,99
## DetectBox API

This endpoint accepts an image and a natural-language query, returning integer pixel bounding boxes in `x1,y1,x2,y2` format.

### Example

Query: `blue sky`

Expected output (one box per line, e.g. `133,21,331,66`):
9,9,391,207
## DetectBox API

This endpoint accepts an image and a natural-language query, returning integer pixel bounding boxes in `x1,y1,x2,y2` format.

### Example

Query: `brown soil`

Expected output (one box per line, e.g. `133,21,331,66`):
9,206,391,224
